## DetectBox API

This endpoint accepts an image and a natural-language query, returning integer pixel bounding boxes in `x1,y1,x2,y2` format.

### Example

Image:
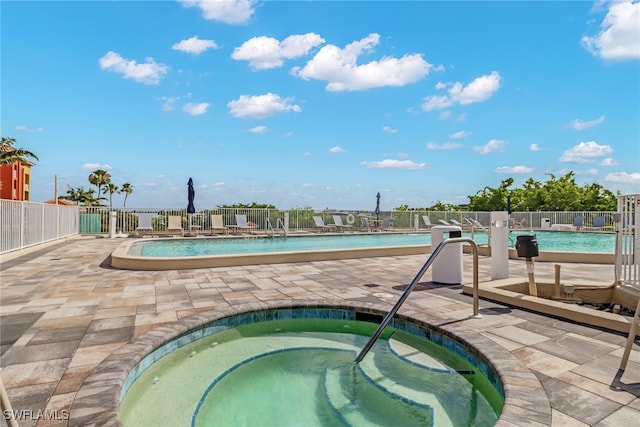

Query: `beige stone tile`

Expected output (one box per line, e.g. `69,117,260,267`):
67,342,125,368
482,331,526,351
551,409,589,426
1,358,69,388
490,325,551,346
556,371,636,405
512,347,579,377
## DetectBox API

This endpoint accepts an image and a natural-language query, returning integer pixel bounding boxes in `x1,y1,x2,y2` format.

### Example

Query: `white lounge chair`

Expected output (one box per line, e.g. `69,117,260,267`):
209,214,229,235
449,219,464,227
332,215,354,232
312,216,336,232
134,212,157,236
381,218,394,231
438,219,451,226
422,215,433,229
360,217,372,232
229,214,256,234
166,215,184,236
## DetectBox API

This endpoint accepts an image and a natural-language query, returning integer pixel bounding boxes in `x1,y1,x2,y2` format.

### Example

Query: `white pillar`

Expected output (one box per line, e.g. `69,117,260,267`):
414,213,419,231
490,211,509,280
109,211,117,238
284,211,290,233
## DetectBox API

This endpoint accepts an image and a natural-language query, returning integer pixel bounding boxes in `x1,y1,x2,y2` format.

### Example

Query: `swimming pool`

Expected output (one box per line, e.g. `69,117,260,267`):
119,308,504,426
111,231,616,270
131,231,615,257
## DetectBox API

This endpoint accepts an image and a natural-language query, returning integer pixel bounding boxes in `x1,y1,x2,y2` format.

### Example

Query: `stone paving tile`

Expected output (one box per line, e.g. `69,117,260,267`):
540,376,622,425
1,238,638,426
594,406,640,427
512,347,580,378
531,332,619,365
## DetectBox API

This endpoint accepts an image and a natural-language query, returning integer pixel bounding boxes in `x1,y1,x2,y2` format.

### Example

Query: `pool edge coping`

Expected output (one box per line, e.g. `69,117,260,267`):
68,300,551,427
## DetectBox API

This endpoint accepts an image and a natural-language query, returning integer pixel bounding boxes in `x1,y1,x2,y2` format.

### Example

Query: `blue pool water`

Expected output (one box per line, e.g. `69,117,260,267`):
130,230,615,257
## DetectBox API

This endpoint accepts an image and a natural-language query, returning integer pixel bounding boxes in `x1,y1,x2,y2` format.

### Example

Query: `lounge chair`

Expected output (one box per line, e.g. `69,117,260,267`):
381,218,394,231
209,214,229,235
573,215,585,230
449,219,464,227
465,218,487,231
360,217,372,232
134,212,157,237
229,214,256,234
508,218,525,229
332,215,354,232
422,215,433,229
438,219,451,226
312,216,336,232
166,215,184,236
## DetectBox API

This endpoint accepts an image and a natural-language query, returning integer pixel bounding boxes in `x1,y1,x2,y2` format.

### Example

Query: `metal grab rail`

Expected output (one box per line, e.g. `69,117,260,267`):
355,237,480,363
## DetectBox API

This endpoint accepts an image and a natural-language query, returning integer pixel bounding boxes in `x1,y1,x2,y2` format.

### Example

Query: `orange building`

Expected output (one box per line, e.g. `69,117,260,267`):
0,151,33,201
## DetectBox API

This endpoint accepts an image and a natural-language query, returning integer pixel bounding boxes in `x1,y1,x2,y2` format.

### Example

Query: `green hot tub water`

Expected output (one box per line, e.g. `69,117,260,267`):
120,319,503,427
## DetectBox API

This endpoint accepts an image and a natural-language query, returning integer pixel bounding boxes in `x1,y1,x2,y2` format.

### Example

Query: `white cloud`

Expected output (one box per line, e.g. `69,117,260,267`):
599,157,619,166
15,125,44,133
529,143,540,151
329,146,345,153
422,71,502,111
426,142,463,150
566,115,606,130
249,126,268,134
581,0,640,61
99,51,168,85
232,33,325,70
291,33,432,91
182,102,210,115
450,130,470,139
382,126,398,134
361,159,428,169
559,141,613,164
82,163,112,171
604,171,640,184
179,0,256,25
172,36,218,55
227,92,302,119
473,139,508,154
494,165,535,174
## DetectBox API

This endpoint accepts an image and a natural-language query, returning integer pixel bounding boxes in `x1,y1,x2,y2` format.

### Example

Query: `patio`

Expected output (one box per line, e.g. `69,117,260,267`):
0,236,639,426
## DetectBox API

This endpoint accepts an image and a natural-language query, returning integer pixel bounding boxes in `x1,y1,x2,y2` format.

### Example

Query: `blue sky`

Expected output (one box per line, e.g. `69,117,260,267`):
2,0,639,210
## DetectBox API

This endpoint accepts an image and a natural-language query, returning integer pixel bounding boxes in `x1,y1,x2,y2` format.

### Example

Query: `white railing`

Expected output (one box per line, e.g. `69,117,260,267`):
0,200,79,254
616,194,639,288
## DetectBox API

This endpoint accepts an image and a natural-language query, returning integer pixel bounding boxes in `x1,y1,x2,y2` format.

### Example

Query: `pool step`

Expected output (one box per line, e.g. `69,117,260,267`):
322,366,434,427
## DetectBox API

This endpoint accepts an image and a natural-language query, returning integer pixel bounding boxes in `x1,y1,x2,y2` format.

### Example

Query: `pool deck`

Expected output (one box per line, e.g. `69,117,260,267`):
0,236,639,426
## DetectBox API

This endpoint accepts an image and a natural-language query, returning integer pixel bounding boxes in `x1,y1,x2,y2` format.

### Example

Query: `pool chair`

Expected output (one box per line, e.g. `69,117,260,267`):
572,215,585,230
313,216,336,232
229,214,257,234
134,212,158,237
360,217,372,232
208,214,229,235
166,215,184,236
381,218,395,231
449,219,464,228
422,215,433,229
508,218,525,229
332,215,354,232
438,219,451,226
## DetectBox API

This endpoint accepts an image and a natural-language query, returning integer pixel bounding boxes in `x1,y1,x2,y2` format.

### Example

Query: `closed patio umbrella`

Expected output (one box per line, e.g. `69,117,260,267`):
187,178,195,233
375,192,381,220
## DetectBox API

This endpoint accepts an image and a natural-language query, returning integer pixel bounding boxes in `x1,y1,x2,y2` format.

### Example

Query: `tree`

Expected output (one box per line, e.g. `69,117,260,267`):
63,186,99,206
88,169,111,205
119,182,133,207
0,137,39,165
104,182,118,209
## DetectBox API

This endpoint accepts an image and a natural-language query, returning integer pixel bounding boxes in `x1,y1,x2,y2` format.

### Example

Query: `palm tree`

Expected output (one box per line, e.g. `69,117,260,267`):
104,182,118,209
0,137,39,165
64,186,98,206
119,182,133,207
88,169,111,205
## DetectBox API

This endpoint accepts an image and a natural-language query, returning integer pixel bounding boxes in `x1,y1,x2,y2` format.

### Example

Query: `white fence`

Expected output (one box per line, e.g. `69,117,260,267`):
0,200,79,254
616,194,640,288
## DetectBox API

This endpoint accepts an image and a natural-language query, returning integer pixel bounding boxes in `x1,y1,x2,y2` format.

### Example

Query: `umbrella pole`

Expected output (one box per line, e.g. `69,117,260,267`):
526,257,538,297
